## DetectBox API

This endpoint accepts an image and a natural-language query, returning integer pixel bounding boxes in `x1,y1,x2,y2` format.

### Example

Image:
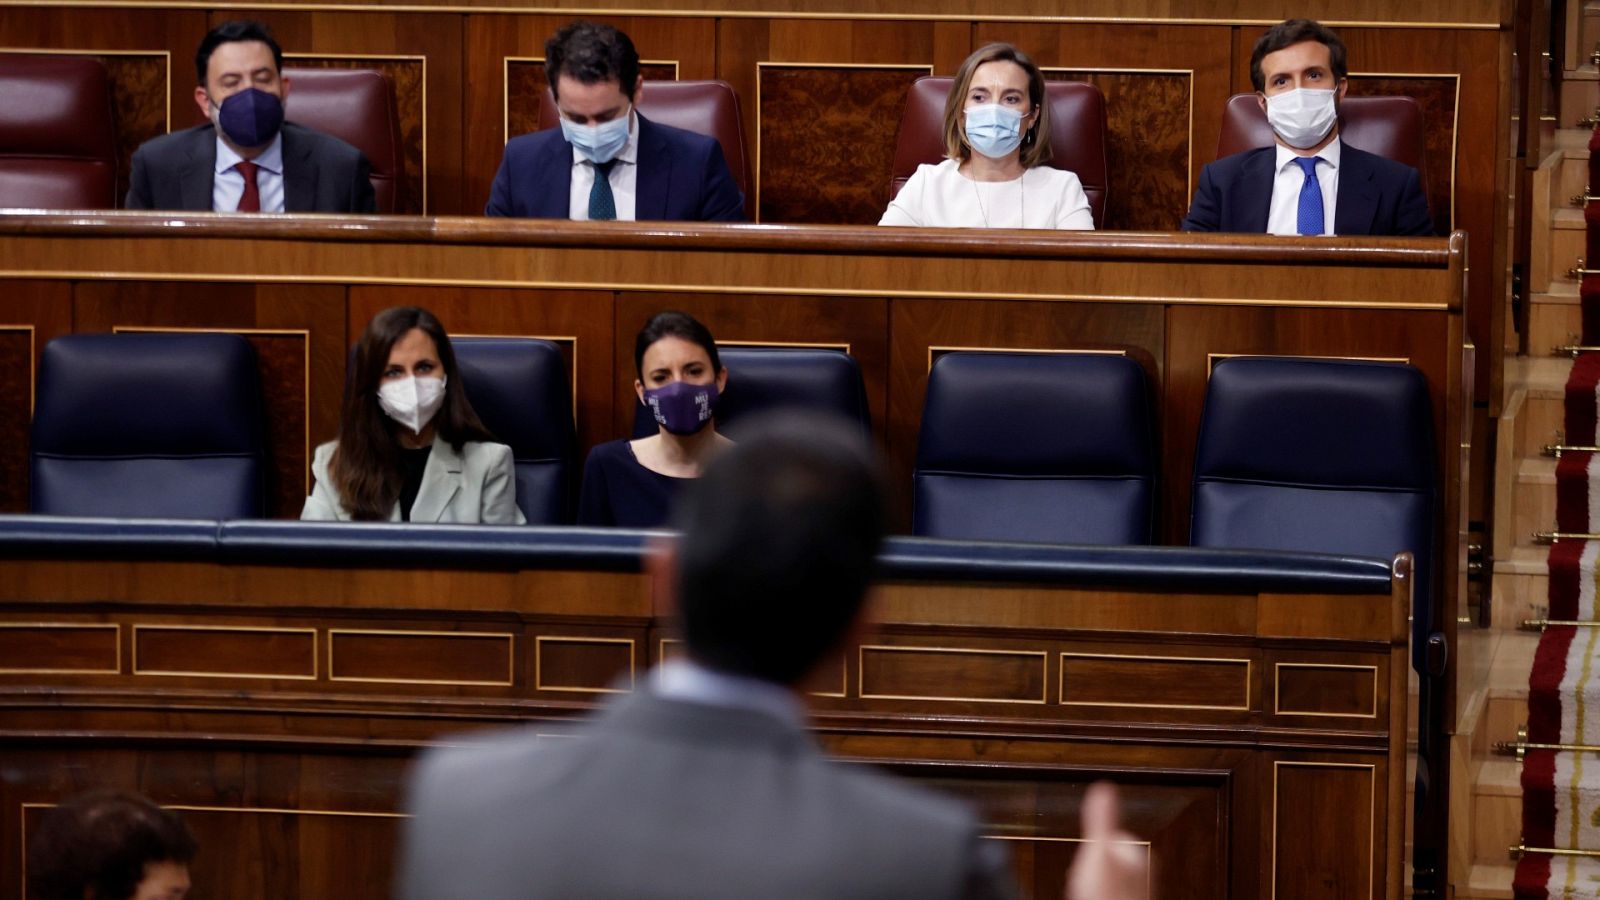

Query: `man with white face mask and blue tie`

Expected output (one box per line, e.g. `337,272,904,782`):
1181,19,1434,236
485,21,745,222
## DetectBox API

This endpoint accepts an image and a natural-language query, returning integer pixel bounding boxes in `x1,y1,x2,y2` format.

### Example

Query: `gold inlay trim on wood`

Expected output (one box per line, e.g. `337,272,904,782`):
928,345,1125,372
858,644,1049,705
1058,651,1251,711
1348,71,1461,230
754,61,935,225
0,622,120,674
1206,352,1411,377
534,635,636,693
1272,662,1380,719
0,324,38,414
113,325,312,494
722,338,852,354
327,628,516,686
502,56,681,145
1269,760,1377,900
0,48,171,135
286,52,430,214
1041,65,1193,203
130,624,318,681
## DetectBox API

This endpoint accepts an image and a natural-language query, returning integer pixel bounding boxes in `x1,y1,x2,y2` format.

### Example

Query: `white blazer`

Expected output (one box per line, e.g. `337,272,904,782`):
300,434,526,524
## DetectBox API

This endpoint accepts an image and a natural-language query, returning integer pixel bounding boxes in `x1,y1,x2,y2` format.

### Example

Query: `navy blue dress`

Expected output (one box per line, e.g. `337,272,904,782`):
577,439,691,527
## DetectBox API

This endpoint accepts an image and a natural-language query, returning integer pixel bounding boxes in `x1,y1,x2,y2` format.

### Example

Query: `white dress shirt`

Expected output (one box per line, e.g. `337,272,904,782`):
879,157,1094,230
651,657,807,729
568,111,640,221
213,132,285,213
1267,136,1341,236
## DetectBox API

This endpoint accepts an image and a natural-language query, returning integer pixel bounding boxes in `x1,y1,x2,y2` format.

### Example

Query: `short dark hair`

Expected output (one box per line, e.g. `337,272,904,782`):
634,310,721,380
26,790,196,900
1250,19,1347,92
195,19,284,86
674,414,888,685
545,21,641,101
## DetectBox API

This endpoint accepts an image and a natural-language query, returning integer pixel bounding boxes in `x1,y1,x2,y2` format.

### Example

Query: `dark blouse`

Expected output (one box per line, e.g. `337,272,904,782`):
398,445,432,522
577,439,691,528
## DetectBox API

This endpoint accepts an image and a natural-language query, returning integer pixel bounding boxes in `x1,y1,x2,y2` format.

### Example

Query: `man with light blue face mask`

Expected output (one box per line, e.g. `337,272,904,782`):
126,20,375,213
1180,19,1433,236
485,21,745,222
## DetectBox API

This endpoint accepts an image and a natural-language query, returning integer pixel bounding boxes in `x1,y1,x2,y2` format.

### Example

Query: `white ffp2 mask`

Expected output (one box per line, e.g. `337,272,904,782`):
1264,88,1338,150
377,375,446,435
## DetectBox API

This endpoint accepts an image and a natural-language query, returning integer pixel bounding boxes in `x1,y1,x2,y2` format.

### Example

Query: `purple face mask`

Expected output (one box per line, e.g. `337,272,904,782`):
644,380,719,435
213,87,284,148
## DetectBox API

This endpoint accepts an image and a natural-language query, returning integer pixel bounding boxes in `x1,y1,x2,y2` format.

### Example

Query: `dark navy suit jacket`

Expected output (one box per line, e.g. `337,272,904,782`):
125,122,375,213
485,113,745,222
1180,142,1434,236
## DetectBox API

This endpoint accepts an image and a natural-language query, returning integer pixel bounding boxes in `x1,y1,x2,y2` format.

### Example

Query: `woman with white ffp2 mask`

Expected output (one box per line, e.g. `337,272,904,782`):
301,306,526,524
879,43,1094,231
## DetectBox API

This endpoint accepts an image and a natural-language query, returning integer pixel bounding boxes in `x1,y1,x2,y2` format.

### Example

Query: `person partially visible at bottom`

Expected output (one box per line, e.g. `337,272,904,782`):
301,306,525,524
880,42,1094,230
576,310,731,527
26,789,195,900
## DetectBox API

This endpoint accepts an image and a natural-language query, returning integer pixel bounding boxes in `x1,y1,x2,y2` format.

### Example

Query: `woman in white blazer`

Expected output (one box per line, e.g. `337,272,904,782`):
301,306,525,524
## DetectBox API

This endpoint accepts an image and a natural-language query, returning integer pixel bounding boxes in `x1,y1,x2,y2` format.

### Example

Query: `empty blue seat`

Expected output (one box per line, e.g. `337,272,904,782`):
30,332,265,518
631,347,869,439
453,337,576,524
913,352,1154,544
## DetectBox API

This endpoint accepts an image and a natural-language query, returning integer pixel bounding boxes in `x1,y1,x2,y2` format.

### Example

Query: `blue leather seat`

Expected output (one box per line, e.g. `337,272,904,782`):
912,352,1154,544
631,347,869,439
30,333,265,518
453,337,575,524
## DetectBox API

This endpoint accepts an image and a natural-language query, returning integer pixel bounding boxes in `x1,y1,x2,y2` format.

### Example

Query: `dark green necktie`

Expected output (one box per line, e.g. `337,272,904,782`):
588,159,618,221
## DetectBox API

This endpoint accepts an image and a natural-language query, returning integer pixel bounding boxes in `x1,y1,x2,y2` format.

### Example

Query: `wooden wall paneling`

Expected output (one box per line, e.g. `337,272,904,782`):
887,298,1164,532
212,11,465,216
1267,755,1388,900
73,281,334,519
984,23,1234,232
613,292,890,449
463,15,717,219
346,286,615,460
0,282,72,513
717,19,942,224
1160,305,1452,546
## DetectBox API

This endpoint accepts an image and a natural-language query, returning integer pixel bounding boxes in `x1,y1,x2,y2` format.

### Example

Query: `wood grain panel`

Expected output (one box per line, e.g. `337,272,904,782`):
1044,70,1191,231
1060,652,1250,710
1272,761,1376,900
535,636,634,692
1274,663,1379,718
329,630,514,686
0,281,71,512
464,15,718,218
285,55,426,215
859,644,1048,703
1346,74,1457,237
0,624,118,674
133,625,316,679
505,60,678,143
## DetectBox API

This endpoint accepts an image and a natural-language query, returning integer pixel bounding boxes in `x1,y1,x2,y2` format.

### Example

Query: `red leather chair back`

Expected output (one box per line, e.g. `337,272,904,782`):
889,76,1109,229
0,54,117,209
1216,93,1429,188
283,67,403,212
539,80,750,219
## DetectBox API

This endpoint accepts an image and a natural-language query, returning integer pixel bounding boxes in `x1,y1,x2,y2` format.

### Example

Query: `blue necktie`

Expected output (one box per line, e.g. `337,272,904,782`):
588,159,617,221
1295,156,1324,236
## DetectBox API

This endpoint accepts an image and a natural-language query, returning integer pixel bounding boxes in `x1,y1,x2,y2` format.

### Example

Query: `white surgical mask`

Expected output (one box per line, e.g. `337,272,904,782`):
1264,88,1339,150
560,109,631,164
377,375,446,435
964,103,1025,159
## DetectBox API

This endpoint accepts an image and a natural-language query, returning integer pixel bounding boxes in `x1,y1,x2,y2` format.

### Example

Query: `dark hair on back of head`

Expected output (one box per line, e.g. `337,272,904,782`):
195,19,284,85
545,21,641,101
673,414,888,685
26,789,196,900
633,310,721,379
1249,19,1347,92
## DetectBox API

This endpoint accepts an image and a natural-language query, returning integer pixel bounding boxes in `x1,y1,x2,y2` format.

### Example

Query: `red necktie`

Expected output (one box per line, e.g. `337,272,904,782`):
234,160,260,212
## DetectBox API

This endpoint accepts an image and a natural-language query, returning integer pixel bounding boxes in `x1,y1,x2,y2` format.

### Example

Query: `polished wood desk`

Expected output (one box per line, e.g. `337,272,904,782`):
0,522,1410,900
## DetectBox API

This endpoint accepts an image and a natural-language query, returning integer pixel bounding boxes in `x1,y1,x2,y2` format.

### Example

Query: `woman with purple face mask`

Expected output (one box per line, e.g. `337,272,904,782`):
577,311,733,527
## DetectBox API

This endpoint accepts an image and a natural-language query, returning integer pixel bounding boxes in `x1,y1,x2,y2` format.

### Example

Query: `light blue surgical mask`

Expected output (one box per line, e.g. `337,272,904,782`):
560,108,632,164
964,103,1024,159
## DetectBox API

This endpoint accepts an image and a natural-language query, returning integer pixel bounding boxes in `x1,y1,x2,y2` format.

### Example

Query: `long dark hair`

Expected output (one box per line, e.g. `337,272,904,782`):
330,306,493,520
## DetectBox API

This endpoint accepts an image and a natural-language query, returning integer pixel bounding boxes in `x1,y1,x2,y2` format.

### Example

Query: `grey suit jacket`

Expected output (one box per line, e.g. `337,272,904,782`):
125,121,376,213
399,689,1018,900
300,435,524,524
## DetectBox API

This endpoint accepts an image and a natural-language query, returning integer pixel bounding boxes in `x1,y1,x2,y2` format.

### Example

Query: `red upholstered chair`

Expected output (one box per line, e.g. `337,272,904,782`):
0,54,118,209
1215,93,1429,187
888,76,1110,229
538,80,751,219
283,67,403,212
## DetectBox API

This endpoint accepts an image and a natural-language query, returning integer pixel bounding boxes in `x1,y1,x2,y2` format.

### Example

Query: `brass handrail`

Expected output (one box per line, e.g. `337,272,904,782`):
1534,532,1600,544
1543,444,1600,457
1512,845,1600,859
1555,346,1600,358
